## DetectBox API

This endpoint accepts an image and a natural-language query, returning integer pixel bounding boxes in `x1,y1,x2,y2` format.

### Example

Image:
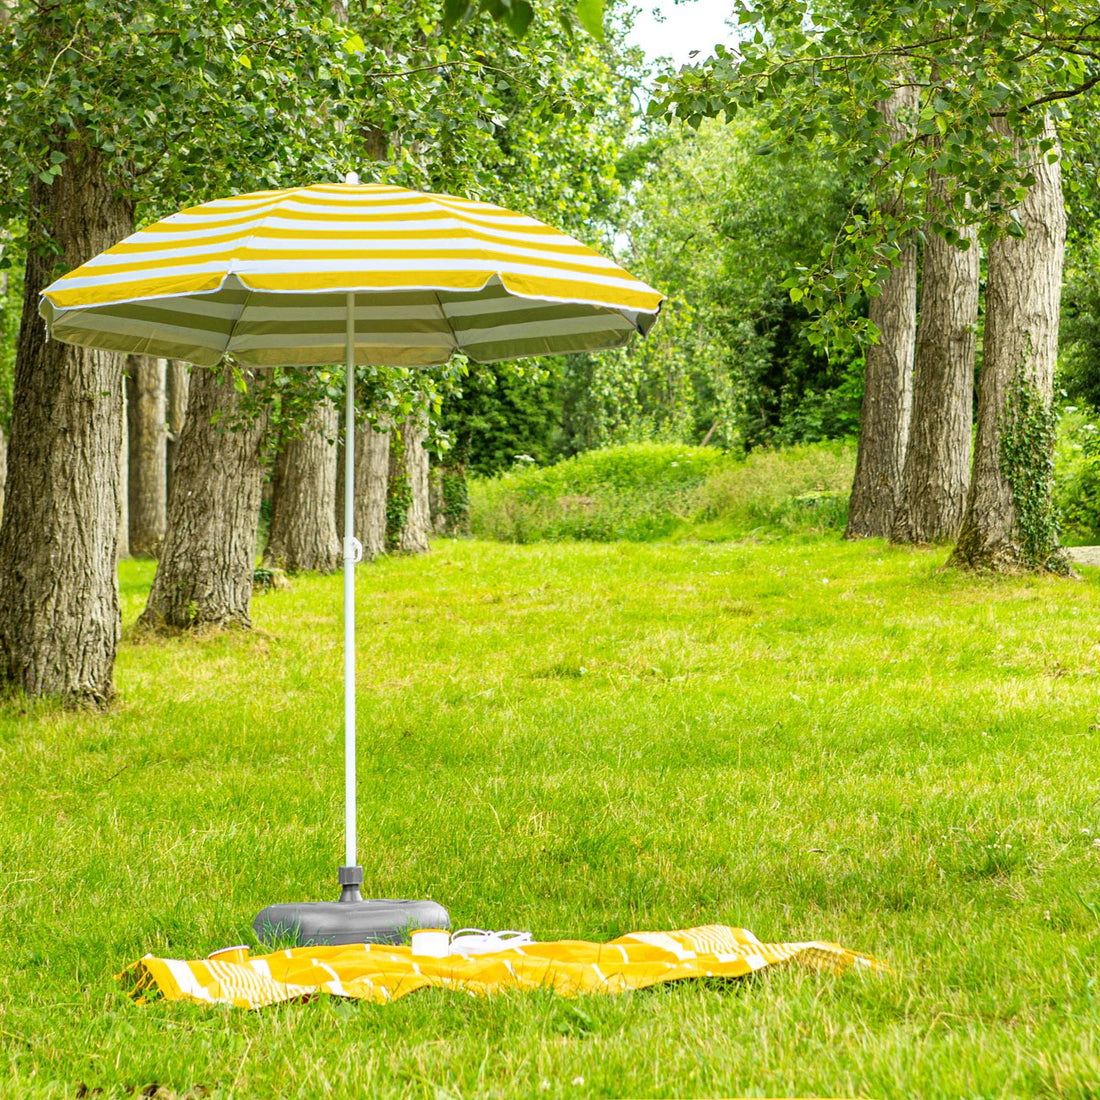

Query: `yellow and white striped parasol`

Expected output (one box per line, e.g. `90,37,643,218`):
39,181,663,367
37,175,663,945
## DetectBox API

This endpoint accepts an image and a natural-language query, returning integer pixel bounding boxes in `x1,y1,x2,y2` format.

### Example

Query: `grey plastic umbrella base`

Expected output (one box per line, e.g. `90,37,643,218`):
253,866,450,947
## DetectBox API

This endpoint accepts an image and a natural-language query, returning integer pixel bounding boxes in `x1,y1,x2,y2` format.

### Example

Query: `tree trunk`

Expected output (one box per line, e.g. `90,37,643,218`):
126,355,167,556
118,372,130,560
360,418,391,563
0,148,133,705
845,83,919,539
338,418,391,561
265,401,341,573
335,439,346,552
0,270,6,526
140,368,270,630
0,425,7,526
166,358,189,498
891,175,980,543
949,118,1066,572
429,467,448,534
430,464,470,536
389,411,431,554
361,422,391,559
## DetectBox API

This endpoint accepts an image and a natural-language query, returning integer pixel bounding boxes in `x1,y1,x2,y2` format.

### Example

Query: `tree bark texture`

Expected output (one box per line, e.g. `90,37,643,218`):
265,401,341,573
335,440,345,547
337,418,391,561
891,174,980,543
126,355,167,556
166,358,189,498
429,467,448,534
391,412,431,554
0,425,7,527
359,422,391,559
0,149,133,704
950,118,1066,571
845,83,920,539
0,273,5,524
140,368,270,630
118,373,130,560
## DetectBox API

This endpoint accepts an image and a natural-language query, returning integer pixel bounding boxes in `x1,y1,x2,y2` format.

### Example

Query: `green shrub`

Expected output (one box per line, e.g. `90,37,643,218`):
494,442,725,498
1054,407,1100,546
689,441,854,539
468,440,855,543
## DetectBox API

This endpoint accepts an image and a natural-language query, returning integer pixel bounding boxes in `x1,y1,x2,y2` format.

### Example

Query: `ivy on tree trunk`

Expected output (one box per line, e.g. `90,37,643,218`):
430,465,470,535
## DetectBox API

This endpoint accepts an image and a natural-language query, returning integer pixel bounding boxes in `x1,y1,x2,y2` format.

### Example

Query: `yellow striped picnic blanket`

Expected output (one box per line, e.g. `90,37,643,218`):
119,925,882,1009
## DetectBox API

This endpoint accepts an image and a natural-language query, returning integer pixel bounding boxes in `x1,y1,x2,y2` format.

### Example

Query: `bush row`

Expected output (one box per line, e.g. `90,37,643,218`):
1054,408,1100,546
468,441,855,543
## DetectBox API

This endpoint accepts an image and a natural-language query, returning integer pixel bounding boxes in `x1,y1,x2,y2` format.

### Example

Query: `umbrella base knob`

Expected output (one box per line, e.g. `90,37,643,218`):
338,863,364,903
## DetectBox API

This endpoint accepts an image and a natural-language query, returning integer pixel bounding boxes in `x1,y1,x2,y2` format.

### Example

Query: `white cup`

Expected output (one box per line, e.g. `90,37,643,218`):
410,928,450,958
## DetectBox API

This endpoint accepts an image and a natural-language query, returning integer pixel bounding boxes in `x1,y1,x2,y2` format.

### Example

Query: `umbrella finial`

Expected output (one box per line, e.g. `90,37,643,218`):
344,170,360,186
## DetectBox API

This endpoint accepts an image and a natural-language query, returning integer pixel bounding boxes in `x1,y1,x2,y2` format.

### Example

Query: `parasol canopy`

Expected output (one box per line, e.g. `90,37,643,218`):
39,181,662,367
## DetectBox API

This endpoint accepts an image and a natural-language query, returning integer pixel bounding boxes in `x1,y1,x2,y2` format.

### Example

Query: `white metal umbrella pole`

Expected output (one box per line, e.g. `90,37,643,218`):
340,290,364,901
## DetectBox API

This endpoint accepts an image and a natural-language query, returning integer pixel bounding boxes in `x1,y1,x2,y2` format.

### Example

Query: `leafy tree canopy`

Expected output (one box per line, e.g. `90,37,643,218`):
653,0,1100,353
538,114,858,458
0,0,629,226
0,0,637,433
442,0,606,41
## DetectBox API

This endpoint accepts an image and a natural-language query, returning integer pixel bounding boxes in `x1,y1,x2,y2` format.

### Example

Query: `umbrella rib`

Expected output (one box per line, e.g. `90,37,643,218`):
432,289,461,360
224,285,257,363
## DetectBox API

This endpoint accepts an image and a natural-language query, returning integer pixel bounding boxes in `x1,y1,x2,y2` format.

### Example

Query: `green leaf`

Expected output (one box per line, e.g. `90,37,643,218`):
505,0,534,36
442,0,470,30
575,0,605,40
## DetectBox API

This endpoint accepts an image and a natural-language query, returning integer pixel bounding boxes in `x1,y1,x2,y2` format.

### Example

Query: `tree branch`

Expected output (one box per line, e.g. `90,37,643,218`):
1018,71,1100,112
42,18,83,89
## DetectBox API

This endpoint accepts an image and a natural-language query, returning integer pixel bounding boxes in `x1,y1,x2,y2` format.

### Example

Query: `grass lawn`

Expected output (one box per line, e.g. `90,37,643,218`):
3,535,1100,1098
